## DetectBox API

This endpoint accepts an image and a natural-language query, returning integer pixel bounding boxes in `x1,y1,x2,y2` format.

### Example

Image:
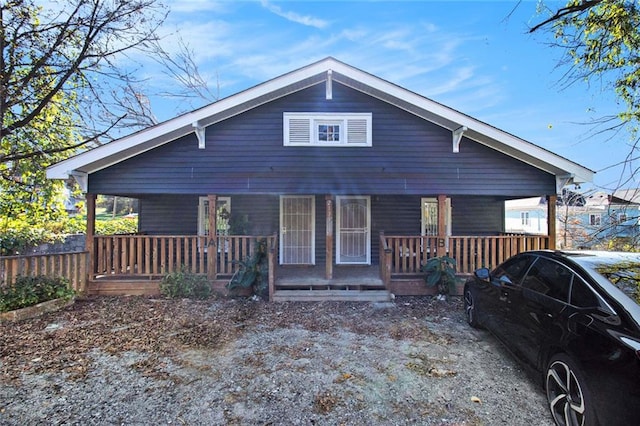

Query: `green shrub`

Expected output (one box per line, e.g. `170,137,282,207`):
94,217,138,235
0,226,64,256
159,266,211,300
0,275,75,313
421,256,457,295
0,215,139,256
227,238,269,299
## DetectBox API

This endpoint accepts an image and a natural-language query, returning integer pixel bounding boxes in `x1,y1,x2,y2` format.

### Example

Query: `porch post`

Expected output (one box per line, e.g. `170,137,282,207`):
207,194,217,280
85,193,96,281
547,194,557,250
268,233,277,302
437,194,447,257
325,195,334,280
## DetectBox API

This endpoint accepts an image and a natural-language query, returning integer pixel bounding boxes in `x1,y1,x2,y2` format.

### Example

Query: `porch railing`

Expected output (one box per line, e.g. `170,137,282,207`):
92,234,275,279
0,251,88,292
380,234,550,277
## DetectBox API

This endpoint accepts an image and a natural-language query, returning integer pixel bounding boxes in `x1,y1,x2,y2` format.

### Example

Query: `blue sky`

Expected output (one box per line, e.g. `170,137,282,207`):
143,1,630,192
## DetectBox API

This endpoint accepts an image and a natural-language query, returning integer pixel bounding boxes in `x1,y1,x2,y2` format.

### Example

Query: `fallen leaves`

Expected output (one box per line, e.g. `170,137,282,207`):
313,390,339,414
406,353,458,378
0,295,465,387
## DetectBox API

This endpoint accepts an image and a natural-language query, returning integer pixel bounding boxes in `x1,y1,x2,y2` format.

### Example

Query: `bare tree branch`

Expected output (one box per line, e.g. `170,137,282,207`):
529,0,604,33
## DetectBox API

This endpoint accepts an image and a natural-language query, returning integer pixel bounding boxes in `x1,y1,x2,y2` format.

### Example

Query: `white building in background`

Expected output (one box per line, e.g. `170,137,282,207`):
504,197,548,235
505,191,640,249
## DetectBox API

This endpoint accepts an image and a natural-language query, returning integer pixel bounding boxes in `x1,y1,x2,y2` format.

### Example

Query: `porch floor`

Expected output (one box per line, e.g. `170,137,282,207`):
276,265,382,286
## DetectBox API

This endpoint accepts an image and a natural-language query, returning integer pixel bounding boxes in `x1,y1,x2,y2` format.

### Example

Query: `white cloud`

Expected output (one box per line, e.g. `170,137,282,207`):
146,2,512,127
260,0,329,29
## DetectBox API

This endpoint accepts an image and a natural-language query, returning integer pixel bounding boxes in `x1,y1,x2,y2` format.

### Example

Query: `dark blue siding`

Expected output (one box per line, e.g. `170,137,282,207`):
89,82,555,197
137,194,505,265
139,195,199,235
451,196,504,235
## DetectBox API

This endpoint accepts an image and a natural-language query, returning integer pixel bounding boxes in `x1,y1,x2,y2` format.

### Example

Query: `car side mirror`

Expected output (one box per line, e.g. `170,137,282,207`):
474,268,490,281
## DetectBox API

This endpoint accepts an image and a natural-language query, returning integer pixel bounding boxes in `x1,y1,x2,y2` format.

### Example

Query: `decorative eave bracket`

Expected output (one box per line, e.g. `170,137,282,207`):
326,69,333,100
192,121,206,149
69,170,88,193
452,126,467,153
556,174,574,194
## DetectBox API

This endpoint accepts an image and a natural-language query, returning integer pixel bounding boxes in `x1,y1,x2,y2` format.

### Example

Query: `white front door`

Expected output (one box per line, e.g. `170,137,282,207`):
280,196,315,265
336,196,370,264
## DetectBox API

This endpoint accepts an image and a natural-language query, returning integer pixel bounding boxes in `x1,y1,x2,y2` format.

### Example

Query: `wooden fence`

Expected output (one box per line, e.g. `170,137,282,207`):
0,251,88,292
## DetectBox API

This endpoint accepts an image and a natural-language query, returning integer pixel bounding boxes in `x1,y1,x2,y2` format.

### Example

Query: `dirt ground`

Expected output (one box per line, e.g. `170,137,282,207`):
0,295,554,425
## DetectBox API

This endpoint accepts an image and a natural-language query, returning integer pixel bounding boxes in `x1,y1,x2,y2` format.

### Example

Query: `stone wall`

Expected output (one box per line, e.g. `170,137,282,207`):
27,234,86,255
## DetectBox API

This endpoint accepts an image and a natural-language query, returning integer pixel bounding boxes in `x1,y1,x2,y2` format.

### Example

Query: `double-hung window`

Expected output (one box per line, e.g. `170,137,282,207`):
283,113,372,147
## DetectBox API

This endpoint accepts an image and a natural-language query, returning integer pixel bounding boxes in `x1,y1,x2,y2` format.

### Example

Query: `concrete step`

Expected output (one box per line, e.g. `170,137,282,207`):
275,281,386,291
272,289,392,302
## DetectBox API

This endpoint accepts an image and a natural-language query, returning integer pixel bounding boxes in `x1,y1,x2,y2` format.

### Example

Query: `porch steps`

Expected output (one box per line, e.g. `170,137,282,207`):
272,279,392,302
272,289,392,302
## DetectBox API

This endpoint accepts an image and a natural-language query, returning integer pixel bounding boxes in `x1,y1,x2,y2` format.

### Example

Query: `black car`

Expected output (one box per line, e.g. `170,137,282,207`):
463,250,640,426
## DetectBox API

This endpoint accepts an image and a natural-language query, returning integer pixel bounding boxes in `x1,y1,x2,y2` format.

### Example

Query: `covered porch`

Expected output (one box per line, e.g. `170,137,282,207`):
85,232,550,300
83,192,555,301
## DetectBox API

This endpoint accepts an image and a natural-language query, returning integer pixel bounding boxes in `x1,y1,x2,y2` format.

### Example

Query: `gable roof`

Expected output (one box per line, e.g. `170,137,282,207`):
47,57,594,191
611,188,640,204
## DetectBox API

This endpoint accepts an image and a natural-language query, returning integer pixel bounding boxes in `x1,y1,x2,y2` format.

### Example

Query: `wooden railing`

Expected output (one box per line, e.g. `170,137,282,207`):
380,234,550,278
92,235,276,279
0,251,88,292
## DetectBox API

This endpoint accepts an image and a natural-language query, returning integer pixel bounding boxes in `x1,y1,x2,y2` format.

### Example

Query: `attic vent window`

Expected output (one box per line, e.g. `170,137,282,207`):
284,113,372,147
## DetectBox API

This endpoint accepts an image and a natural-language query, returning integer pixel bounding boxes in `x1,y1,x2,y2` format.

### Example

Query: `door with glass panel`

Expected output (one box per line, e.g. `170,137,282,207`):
336,196,370,264
421,197,451,253
280,196,315,265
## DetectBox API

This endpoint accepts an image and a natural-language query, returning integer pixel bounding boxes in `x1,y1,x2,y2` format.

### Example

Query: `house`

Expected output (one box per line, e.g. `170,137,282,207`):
46,57,594,301
575,189,640,249
504,197,549,235
507,190,640,249
558,191,609,249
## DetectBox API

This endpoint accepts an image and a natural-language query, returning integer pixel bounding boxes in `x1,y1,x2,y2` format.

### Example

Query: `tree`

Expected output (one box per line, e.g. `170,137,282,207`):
530,1,640,186
0,0,214,226
0,78,78,228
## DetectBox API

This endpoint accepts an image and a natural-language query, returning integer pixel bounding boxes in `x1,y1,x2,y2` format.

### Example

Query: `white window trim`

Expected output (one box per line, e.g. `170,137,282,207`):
198,196,231,237
283,112,372,147
421,197,452,237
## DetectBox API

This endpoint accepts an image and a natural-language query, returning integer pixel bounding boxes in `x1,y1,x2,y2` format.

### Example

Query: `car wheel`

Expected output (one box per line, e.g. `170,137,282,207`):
546,354,596,426
463,287,481,328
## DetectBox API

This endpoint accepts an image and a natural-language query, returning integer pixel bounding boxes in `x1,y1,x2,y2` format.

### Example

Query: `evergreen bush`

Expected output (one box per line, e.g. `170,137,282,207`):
0,275,74,313
159,267,211,300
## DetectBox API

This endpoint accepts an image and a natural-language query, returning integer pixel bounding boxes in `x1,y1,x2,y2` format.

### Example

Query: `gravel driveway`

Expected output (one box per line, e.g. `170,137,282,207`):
0,295,553,425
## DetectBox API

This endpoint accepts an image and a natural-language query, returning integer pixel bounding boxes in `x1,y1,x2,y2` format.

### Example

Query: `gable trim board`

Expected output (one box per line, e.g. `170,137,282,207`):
47,57,594,189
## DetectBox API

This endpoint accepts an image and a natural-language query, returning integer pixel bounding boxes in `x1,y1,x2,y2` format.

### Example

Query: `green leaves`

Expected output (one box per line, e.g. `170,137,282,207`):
0,275,74,313
227,238,269,298
541,0,640,127
159,266,212,300
421,256,457,295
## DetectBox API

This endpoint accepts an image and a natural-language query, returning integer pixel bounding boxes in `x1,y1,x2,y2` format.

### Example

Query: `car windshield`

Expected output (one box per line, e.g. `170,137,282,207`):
574,253,640,305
